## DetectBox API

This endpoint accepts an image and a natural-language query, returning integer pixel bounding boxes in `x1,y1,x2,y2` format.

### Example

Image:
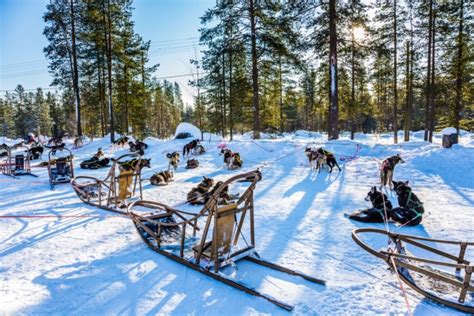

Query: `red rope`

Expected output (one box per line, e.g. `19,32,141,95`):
0,214,122,219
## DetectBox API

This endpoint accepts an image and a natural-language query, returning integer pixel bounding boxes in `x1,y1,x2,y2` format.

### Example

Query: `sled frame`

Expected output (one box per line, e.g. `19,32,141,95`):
352,227,474,313
128,171,325,311
47,147,74,189
71,153,144,214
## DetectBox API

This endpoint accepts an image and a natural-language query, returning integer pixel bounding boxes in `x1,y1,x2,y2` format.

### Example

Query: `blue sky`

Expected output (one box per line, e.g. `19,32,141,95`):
0,0,213,104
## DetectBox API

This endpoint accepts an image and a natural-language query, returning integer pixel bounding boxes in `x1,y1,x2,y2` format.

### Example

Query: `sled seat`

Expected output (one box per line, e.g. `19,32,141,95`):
15,154,25,171
51,157,72,181
117,169,134,201
193,203,255,271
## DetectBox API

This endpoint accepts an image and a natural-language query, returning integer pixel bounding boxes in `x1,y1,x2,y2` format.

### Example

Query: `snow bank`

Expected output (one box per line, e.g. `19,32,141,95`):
174,122,201,139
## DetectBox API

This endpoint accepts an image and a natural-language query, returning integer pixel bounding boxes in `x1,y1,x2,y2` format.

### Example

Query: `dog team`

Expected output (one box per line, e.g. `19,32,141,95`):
347,153,424,226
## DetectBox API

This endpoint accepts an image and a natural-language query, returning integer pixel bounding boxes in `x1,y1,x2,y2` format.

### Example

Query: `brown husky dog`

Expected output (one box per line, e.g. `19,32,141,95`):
186,177,214,205
150,170,174,186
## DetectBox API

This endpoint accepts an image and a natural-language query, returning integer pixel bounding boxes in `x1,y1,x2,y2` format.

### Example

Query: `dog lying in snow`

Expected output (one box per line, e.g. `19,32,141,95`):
166,152,180,170
347,186,393,223
187,176,215,205
220,148,243,170
150,170,174,186
390,180,424,226
80,148,110,169
114,136,129,147
189,180,239,205
380,154,404,189
239,169,263,183
185,158,199,169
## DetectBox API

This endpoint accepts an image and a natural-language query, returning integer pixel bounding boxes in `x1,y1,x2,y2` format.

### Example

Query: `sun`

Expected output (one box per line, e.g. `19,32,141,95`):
353,26,366,43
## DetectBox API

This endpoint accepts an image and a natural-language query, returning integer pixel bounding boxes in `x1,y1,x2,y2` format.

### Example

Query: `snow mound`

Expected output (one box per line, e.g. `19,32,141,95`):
174,122,201,139
441,127,458,135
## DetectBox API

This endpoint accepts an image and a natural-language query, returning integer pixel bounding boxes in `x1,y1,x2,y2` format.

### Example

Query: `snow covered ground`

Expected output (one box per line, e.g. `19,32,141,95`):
0,131,473,315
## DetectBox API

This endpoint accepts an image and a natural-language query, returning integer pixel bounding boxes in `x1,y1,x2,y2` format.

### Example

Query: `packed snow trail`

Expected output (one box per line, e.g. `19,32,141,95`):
0,131,472,315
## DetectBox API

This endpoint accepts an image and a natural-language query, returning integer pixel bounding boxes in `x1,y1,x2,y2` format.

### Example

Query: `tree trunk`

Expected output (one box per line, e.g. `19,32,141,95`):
424,0,433,141
123,64,129,134
279,55,284,132
70,0,82,137
228,47,234,140
350,13,355,140
97,49,105,137
328,0,339,140
428,7,436,142
454,0,464,133
404,41,410,142
249,0,260,139
393,0,398,144
105,0,115,143
223,53,227,138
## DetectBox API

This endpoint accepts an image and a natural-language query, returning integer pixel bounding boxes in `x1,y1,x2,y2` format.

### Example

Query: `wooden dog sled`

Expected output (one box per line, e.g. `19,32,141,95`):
352,228,473,313
0,144,37,178
127,171,325,311
71,153,144,214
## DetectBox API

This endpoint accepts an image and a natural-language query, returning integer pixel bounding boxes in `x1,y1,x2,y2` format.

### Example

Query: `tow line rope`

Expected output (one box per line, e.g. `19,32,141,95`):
375,158,413,316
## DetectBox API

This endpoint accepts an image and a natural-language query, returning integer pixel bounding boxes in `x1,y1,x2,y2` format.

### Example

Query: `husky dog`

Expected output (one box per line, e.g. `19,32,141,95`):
47,136,62,146
129,140,148,155
74,136,83,148
196,181,239,205
183,139,200,157
187,176,215,205
47,143,66,155
221,148,243,169
305,147,319,170
118,158,151,171
239,169,263,182
305,147,328,172
12,141,25,149
115,136,129,147
37,155,73,167
194,144,206,155
380,154,405,189
221,148,233,166
28,143,44,160
347,186,393,223
185,158,199,169
80,157,110,169
229,153,243,169
316,148,341,173
150,170,174,186
390,180,424,226
80,148,110,169
166,152,180,170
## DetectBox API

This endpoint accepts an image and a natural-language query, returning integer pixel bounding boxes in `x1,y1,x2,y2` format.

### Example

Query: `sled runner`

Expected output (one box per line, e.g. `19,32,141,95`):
48,147,74,189
127,171,325,311
0,144,37,178
352,228,474,313
71,153,145,214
